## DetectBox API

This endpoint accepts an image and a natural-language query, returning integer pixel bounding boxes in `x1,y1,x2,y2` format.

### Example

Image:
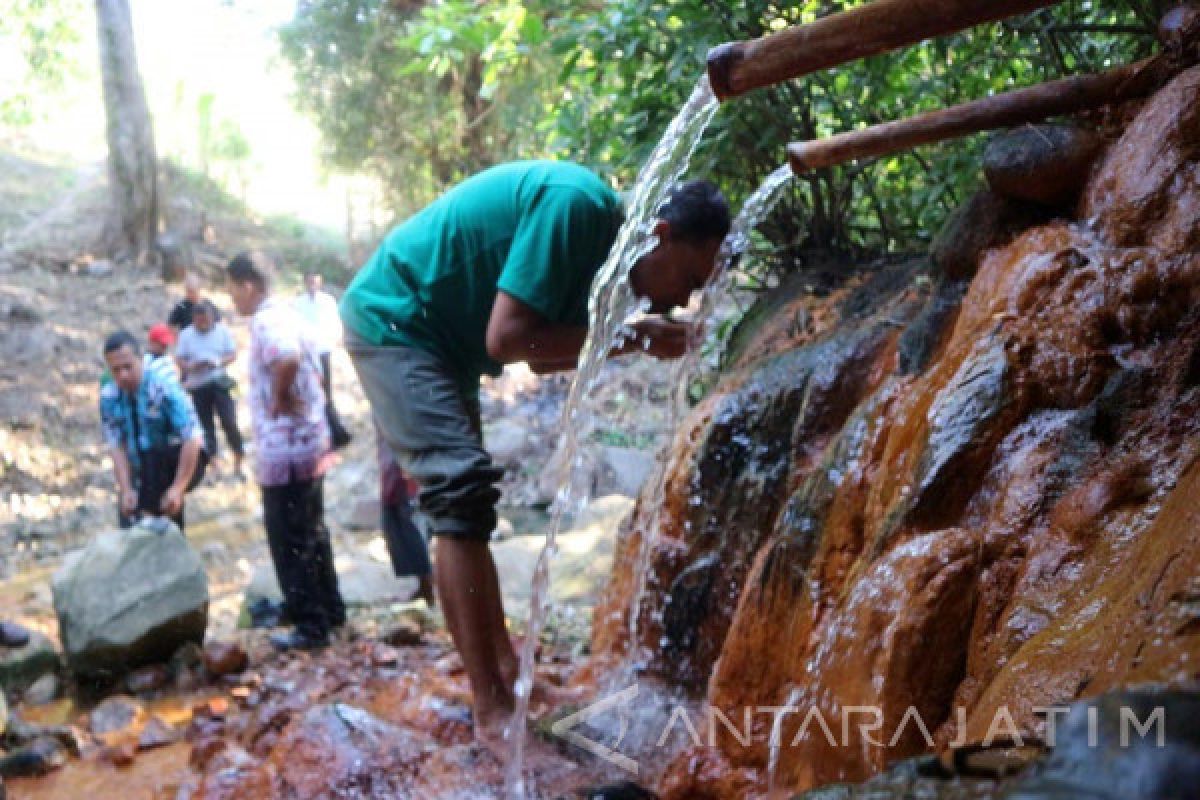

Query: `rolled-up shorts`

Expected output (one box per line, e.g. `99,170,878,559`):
346,332,503,541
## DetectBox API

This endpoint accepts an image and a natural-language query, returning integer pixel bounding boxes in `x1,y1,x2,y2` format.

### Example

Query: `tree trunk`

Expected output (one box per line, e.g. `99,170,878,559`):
94,0,157,266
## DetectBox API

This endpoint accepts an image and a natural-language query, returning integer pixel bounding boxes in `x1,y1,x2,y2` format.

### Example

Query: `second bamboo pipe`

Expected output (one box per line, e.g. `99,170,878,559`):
787,58,1162,172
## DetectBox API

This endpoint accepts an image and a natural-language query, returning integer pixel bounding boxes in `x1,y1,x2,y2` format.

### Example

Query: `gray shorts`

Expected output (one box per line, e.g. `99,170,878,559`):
346,333,503,541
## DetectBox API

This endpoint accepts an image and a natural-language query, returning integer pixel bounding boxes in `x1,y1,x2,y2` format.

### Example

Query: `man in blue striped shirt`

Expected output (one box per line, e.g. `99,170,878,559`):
99,330,204,530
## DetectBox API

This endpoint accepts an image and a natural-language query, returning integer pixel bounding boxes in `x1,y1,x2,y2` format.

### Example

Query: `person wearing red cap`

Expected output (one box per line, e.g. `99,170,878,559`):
146,323,180,380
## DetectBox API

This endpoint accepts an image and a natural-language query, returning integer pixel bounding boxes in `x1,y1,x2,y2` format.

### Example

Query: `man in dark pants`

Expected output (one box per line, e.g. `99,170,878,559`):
378,432,435,606
100,331,204,530
226,251,344,651
341,160,729,745
176,300,245,478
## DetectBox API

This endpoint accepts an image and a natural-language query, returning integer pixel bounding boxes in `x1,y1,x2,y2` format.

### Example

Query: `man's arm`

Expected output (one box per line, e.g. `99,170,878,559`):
219,327,237,367
270,355,301,416
111,445,138,515
486,291,691,373
485,291,589,372
160,436,200,516
174,333,192,379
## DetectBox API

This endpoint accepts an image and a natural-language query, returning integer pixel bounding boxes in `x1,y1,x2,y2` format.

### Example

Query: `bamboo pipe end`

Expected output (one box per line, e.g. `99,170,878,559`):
706,42,746,101
786,142,817,174
1159,5,1200,58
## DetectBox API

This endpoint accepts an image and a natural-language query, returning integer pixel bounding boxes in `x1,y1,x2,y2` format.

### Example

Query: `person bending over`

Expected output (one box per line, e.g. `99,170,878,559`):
100,331,204,529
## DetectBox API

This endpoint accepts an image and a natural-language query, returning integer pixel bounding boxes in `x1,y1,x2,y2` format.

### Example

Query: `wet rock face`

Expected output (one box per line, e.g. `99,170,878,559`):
593,267,928,688
983,125,1105,208
593,69,1200,799
906,338,1012,532
1083,65,1200,255
931,191,1045,281
52,520,208,679
764,529,981,790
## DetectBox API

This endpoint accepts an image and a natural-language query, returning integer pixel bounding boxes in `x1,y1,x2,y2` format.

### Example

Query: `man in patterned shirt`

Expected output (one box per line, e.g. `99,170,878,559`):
226,251,345,651
100,330,204,529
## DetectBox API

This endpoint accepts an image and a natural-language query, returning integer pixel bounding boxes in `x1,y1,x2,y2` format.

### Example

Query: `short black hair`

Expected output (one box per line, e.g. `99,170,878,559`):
104,330,140,356
194,299,217,318
226,251,273,291
656,180,730,244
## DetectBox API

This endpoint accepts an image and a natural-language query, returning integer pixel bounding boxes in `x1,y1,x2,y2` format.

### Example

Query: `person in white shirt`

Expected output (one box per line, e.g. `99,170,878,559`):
294,273,351,448
175,300,244,478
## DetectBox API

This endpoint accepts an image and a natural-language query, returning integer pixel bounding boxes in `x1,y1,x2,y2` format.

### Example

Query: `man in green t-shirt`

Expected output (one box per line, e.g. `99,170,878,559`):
342,160,729,746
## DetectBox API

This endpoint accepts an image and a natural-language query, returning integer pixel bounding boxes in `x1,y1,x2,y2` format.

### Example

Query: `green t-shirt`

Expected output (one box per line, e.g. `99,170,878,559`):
341,160,622,386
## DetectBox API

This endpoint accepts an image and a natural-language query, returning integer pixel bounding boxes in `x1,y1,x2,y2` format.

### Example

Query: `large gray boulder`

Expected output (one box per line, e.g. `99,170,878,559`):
52,520,208,678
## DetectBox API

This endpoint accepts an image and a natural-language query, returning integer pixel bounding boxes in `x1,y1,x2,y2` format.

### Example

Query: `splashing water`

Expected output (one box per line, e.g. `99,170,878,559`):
626,163,795,659
503,75,719,797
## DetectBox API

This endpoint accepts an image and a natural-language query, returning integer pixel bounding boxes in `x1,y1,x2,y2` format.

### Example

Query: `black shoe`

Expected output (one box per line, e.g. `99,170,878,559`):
330,425,352,451
269,629,329,651
0,621,31,648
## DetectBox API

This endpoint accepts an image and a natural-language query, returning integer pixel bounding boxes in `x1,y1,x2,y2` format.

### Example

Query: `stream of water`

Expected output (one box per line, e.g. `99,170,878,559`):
503,74,720,797
626,163,795,656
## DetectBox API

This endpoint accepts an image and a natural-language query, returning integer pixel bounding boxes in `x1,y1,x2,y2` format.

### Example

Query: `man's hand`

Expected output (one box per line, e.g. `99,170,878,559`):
625,317,690,360
269,386,300,418
120,488,139,515
270,356,301,417
160,486,184,517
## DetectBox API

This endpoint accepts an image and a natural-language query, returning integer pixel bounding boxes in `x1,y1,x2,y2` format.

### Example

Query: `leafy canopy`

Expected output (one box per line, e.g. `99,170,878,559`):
279,0,1163,263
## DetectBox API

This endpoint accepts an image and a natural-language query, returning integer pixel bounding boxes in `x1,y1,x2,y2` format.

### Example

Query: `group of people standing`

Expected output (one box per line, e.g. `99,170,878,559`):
98,260,387,650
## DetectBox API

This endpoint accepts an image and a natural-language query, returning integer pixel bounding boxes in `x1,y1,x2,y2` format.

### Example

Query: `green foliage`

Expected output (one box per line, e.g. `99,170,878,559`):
279,0,558,215
552,0,1159,265
0,0,86,126
279,0,1161,260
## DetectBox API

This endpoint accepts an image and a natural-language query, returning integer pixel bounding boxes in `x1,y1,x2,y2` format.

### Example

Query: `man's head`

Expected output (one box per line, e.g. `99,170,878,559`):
104,331,144,393
304,272,323,295
192,300,216,332
147,323,174,356
629,180,730,314
184,273,203,303
226,251,273,316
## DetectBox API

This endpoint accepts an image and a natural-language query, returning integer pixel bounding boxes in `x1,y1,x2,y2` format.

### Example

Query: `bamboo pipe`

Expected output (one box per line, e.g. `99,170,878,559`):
786,56,1173,173
706,0,1060,100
